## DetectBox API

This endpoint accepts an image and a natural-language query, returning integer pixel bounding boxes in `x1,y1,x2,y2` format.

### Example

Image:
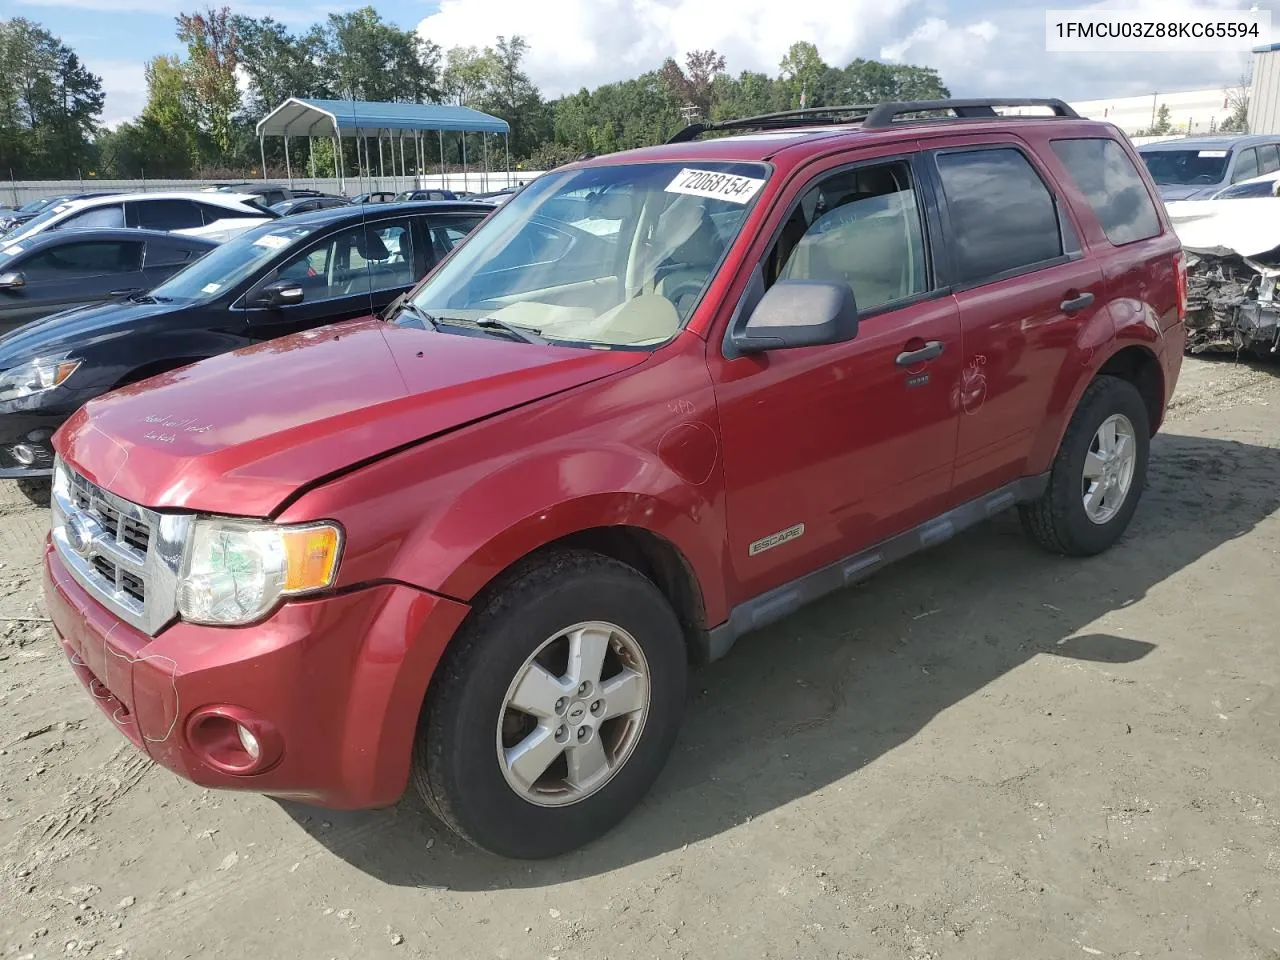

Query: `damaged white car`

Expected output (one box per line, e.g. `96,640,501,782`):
1165,197,1280,358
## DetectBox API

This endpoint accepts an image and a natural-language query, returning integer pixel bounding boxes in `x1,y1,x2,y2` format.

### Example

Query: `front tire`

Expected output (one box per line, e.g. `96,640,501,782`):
413,549,688,859
1019,375,1150,556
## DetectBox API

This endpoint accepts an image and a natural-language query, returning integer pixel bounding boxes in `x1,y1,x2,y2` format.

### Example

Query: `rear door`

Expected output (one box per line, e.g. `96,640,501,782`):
0,237,146,331
243,217,417,341
921,135,1104,503
142,236,209,286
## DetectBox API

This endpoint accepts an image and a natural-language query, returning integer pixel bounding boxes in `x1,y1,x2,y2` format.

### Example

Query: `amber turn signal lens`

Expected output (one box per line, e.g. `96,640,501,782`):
281,524,342,593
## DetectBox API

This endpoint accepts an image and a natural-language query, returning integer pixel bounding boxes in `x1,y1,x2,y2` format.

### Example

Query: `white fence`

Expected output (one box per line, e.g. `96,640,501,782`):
3,170,544,207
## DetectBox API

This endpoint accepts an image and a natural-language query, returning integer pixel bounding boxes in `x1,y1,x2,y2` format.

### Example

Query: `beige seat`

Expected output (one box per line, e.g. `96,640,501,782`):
780,192,923,310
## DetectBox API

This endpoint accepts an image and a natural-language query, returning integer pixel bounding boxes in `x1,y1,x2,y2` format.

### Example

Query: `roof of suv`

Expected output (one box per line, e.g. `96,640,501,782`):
578,115,1121,168
1139,135,1280,152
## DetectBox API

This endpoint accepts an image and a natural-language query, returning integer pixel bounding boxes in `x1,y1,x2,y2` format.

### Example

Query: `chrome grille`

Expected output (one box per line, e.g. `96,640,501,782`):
51,460,189,636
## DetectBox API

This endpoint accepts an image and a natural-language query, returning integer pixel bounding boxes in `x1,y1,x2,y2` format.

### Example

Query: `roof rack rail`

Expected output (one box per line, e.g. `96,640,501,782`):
861,98,1079,128
666,104,877,143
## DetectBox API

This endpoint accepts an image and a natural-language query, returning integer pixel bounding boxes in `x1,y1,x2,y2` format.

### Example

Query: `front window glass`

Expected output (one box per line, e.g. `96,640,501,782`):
276,220,414,300
406,160,768,347
149,222,317,302
1140,149,1230,186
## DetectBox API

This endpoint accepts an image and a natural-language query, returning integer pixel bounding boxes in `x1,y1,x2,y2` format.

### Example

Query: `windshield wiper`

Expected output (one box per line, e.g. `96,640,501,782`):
426,313,546,344
127,293,171,304
474,317,546,344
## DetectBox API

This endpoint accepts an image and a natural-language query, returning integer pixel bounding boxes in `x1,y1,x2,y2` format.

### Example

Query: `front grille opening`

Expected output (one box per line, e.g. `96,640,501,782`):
120,516,150,553
91,556,115,582
120,570,145,604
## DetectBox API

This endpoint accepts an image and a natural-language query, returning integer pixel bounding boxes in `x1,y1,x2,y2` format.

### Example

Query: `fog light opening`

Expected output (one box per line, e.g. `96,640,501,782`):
185,708,281,776
12,444,35,466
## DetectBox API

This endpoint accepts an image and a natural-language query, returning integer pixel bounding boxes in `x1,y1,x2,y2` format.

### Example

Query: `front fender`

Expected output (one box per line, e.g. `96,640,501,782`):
278,337,729,627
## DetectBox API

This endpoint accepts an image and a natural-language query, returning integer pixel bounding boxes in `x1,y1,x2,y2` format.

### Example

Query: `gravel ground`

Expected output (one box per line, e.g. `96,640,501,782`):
1,356,1279,960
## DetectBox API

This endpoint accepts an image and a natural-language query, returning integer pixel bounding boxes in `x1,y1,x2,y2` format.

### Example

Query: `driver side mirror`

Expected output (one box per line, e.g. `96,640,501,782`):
731,280,859,354
251,278,304,308
0,271,24,290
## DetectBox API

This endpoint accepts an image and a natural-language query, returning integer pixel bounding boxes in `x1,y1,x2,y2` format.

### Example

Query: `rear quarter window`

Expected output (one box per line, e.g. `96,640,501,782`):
1050,138,1161,245
934,147,1064,285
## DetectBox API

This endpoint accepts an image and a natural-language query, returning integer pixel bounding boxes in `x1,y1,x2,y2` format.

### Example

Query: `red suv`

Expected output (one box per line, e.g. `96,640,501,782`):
43,99,1186,859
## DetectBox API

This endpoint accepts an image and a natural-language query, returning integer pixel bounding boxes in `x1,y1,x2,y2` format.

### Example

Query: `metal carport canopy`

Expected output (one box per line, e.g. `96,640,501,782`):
256,97,510,138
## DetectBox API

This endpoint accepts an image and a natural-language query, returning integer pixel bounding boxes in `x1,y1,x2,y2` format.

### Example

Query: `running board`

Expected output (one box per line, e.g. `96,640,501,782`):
702,474,1049,662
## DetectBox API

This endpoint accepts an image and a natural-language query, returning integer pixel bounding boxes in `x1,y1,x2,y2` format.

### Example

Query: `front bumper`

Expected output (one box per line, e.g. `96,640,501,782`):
0,410,64,477
43,542,470,808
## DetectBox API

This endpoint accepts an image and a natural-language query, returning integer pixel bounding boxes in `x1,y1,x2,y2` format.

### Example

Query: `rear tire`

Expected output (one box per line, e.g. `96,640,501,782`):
413,549,688,859
1019,376,1150,557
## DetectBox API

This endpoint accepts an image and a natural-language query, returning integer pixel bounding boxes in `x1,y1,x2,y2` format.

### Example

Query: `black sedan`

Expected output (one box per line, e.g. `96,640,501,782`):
0,201,492,486
0,229,216,333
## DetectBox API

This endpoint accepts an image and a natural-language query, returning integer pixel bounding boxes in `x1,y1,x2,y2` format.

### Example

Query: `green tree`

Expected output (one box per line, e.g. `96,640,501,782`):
96,55,198,177
0,18,104,177
1219,82,1249,133
709,71,787,121
233,16,328,116
658,49,725,120
314,7,439,103
1150,103,1173,135
176,6,242,163
778,41,827,108
826,58,949,105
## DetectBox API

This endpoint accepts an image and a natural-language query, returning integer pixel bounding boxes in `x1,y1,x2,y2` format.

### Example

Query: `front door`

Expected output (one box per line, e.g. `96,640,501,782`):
0,238,147,332
244,218,419,341
708,151,961,601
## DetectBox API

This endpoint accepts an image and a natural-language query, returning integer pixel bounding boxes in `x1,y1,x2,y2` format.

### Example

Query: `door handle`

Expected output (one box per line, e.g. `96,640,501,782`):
1060,291,1095,313
895,340,944,366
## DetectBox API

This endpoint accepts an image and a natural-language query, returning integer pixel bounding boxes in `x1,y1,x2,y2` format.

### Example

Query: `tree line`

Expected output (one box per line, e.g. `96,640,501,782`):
0,9,951,181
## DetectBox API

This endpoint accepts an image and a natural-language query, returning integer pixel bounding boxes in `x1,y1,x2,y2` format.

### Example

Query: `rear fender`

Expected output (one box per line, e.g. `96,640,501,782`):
1026,297,1162,472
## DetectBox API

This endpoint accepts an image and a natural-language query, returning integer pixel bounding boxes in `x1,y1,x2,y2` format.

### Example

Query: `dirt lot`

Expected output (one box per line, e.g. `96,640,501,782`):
2,356,1279,960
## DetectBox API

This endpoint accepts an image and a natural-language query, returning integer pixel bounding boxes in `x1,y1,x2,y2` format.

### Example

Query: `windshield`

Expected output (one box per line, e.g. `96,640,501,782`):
406,160,768,347
149,221,319,302
5,202,75,241
19,197,57,214
1141,149,1231,186
1213,177,1278,199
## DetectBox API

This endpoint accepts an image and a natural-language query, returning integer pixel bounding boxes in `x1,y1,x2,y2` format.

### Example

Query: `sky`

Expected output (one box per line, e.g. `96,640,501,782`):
9,0,1276,127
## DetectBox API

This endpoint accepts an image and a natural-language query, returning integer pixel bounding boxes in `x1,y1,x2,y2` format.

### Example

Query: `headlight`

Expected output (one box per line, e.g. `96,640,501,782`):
0,356,81,402
177,518,343,625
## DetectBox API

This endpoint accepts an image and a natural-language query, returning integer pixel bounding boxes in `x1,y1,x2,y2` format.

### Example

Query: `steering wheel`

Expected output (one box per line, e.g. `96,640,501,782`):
662,278,707,319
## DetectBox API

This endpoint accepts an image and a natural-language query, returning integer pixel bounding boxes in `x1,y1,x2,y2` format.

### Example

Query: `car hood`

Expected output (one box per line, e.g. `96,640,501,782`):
55,318,648,516
1157,184,1217,201
0,298,185,367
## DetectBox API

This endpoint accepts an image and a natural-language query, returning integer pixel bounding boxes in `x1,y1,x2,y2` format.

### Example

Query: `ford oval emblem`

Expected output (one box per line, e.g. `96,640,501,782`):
65,514,98,558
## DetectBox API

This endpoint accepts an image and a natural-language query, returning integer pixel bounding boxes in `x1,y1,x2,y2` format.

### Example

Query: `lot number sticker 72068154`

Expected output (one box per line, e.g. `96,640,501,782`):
665,168,766,204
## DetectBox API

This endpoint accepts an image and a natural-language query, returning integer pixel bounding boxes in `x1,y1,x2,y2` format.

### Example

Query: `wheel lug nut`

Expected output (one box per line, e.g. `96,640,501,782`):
555,725,568,743
577,726,589,741
555,697,567,714
578,682,590,696
591,700,603,714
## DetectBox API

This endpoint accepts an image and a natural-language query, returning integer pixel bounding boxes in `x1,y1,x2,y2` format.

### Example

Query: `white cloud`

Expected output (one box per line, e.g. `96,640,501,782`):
87,58,147,129
876,4,1268,101
417,0,1277,103
418,0,922,97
